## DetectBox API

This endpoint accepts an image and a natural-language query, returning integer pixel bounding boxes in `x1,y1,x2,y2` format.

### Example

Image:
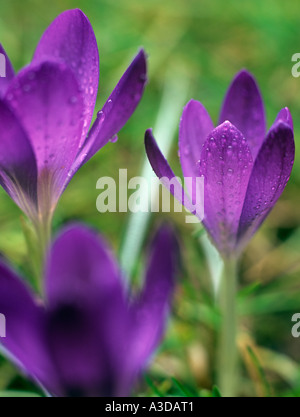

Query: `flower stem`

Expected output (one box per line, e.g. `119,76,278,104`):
32,215,52,294
217,257,239,397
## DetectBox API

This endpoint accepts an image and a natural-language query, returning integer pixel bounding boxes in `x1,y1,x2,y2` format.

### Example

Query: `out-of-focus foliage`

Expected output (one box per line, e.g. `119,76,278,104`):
0,0,300,397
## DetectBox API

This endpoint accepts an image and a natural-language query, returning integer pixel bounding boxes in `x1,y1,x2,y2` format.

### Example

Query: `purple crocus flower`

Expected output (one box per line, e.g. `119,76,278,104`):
145,70,295,258
0,9,147,229
0,224,178,397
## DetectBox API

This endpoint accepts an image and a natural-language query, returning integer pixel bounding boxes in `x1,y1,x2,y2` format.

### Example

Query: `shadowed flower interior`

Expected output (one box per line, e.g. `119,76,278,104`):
0,224,178,397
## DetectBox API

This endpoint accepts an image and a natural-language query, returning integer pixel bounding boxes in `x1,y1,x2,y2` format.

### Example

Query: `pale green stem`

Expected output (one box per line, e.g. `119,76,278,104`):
32,214,52,295
217,258,239,397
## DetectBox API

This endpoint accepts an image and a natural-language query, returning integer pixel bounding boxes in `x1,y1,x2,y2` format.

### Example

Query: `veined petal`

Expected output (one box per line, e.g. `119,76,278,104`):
0,44,14,97
5,62,84,212
0,262,59,395
219,70,266,159
128,226,178,376
33,9,99,144
76,49,147,166
199,121,253,256
0,99,38,219
237,121,295,250
145,129,198,216
179,100,214,200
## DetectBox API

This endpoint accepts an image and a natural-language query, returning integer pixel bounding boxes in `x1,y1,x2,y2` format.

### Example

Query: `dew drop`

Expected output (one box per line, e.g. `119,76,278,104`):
139,73,147,82
109,135,118,143
97,111,105,123
184,146,190,156
23,84,31,93
28,72,36,81
69,96,78,105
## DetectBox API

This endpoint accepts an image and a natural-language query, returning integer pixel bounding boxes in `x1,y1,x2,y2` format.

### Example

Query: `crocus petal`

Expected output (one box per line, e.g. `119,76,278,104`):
0,99,38,219
128,226,178,376
46,297,128,397
45,225,128,396
45,225,122,306
237,121,295,250
199,121,254,256
0,262,59,394
179,99,214,200
5,62,84,211
219,70,266,159
33,9,99,144
275,107,293,130
145,129,198,216
76,49,147,166
0,44,14,97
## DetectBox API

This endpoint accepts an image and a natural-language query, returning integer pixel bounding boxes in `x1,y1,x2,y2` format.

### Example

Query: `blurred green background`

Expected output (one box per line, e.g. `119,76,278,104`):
0,0,300,397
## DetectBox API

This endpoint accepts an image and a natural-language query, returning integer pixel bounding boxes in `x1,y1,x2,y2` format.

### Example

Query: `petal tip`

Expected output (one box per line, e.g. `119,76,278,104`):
144,128,154,144
234,68,256,82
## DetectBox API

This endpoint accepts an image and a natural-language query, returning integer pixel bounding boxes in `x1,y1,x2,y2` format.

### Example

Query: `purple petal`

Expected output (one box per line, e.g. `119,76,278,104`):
45,225,129,396
45,225,122,306
5,62,84,211
0,100,38,219
145,129,198,216
0,262,59,394
76,49,147,166
46,296,128,397
275,107,293,130
237,121,295,250
219,70,266,159
33,9,99,144
199,121,254,256
128,225,178,375
179,99,214,200
0,44,14,97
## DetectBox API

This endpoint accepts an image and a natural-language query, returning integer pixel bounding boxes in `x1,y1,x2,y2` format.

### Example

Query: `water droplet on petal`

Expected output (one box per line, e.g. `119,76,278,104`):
109,135,118,143
28,72,36,80
69,96,78,105
97,111,105,123
23,84,31,93
184,146,190,156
